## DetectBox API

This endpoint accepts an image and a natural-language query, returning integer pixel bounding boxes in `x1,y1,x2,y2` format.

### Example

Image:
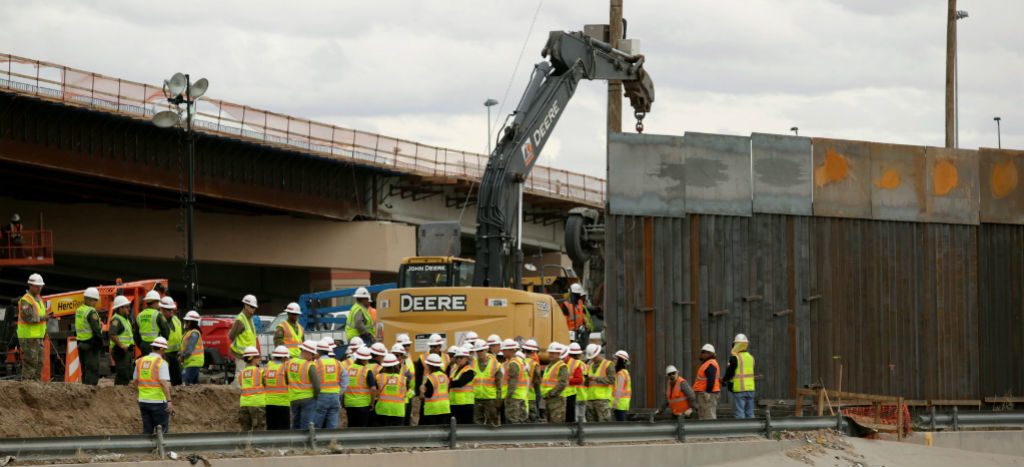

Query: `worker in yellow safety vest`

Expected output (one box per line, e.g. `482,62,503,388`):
179,311,205,385
288,340,321,430
499,340,528,424
541,343,570,423
136,290,168,356
275,302,305,358
419,353,450,425
521,339,542,422
391,339,415,426
159,296,184,386
344,346,376,427
109,295,135,386
313,337,344,429
238,346,266,431
448,345,475,424
564,342,586,422
584,344,615,422
229,294,259,383
721,333,756,419
344,287,376,343
75,287,104,385
473,338,502,425
373,353,409,426
611,350,631,421
133,336,172,434
264,345,292,430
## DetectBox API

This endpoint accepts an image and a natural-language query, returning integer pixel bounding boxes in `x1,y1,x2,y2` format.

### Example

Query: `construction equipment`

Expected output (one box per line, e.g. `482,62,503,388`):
379,30,653,353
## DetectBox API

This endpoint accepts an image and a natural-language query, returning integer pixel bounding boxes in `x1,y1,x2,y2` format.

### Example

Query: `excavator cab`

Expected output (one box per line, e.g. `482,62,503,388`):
397,256,475,288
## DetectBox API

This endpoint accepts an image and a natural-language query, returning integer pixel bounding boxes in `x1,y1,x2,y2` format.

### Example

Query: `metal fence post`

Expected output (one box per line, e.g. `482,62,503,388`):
676,415,686,443
764,410,773,439
835,410,844,432
308,422,317,450
930,405,937,431
154,426,165,459
952,406,959,432
575,420,586,446
449,416,457,449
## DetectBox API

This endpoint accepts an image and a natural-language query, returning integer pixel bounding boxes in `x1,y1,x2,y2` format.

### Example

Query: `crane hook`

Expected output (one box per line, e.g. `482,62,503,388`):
634,111,646,134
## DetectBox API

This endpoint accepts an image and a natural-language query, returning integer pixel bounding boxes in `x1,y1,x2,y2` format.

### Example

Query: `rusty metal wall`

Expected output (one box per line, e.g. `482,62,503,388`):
977,223,1024,397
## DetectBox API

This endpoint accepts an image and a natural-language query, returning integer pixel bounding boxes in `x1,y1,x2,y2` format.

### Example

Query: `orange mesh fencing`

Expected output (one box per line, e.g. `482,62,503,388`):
842,403,912,435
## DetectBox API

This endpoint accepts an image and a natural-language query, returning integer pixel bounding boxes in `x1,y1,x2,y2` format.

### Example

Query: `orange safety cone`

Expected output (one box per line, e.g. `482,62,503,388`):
65,337,81,383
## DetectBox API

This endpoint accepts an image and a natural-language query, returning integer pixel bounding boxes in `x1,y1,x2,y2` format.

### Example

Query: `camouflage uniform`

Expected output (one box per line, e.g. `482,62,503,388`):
528,364,541,422
19,297,44,381
474,399,501,425
586,358,615,422
504,362,528,424
239,406,267,431
543,364,569,423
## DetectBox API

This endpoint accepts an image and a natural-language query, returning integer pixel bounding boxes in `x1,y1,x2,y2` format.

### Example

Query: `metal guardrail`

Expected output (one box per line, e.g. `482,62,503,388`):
0,416,848,459
0,53,605,207
917,409,1024,431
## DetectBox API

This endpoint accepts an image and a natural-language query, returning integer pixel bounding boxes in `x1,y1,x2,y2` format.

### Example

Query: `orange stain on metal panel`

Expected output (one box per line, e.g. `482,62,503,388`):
932,159,959,196
991,159,1019,199
815,149,850,187
875,169,901,190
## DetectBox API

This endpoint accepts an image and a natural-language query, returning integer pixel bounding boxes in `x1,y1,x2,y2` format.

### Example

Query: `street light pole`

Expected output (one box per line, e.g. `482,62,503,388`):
184,75,197,313
484,98,498,154
995,117,1002,149
791,126,799,136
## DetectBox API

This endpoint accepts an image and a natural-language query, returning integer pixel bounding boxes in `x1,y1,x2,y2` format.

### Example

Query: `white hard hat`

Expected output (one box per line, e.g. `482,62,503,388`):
589,332,603,341
523,339,539,351
547,342,563,353
461,342,475,351
570,283,585,295
151,337,168,349
143,290,161,302
396,333,411,346
473,339,488,352
428,333,445,347
447,345,459,355
83,287,100,300
272,345,290,358
243,346,260,358
353,287,371,299
242,294,258,308
112,295,132,310
159,296,176,310
26,273,45,287
424,353,443,367
665,365,678,375
184,310,201,322
391,343,407,354
284,302,301,315
568,342,583,355
454,347,470,358
486,334,501,346
355,346,372,360
500,339,519,351
734,333,749,344
300,340,318,354
348,336,365,349
516,351,526,359
319,336,337,352
370,342,388,356
585,343,602,360
701,343,716,354
614,350,630,361
559,347,571,359
464,331,479,342
381,353,400,367
11,213,20,222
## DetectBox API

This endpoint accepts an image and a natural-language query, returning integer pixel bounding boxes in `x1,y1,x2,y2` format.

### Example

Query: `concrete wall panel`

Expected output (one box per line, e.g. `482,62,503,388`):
751,133,812,216
608,132,686,218
684,132,752,216
925,147,980,225
979,148,1024,224
812,138,872,219
870,142,927,222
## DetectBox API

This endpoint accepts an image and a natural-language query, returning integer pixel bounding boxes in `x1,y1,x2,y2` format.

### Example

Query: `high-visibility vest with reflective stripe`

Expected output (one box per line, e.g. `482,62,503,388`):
344,363,372,407
731,351,755,392
450,365,475,406
316,357,343,394
587,359,614,401
239,366,266,407
473,354,498,400
135,355,166,401
526,354,539,401
137,308,160,343
287,358,313,401
563,358,583,398
375,373,407,417
500,358,529,401
577,360,592,401
403,356,416,402
541,360,568,398
278,320,304,358
562,300,589,330
74,305,96,341
614,369,632,411
182,329,205,368
230,311,257,355
693,359,721,393
423,371,451,416
667,376,691,415
109,313,133,350
16,293,46,339
344,302,375,341
166,316,183,352
264,360,290,406
420,353,450,372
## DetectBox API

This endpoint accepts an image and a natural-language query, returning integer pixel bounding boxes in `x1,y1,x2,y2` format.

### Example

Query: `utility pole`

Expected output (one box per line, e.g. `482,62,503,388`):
945,0,956,148
608,0,623,135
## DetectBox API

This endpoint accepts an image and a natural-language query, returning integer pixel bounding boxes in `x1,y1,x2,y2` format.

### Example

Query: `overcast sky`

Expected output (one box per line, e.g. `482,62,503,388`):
2,1,1020,178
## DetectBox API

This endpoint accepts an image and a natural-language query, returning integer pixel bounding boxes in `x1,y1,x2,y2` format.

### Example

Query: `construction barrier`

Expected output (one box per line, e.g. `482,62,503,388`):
64,337,80,383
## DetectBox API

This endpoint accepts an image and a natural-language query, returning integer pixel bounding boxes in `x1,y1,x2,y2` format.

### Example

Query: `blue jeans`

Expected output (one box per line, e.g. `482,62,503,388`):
313,393,340,429
291,398,316,430
182,367,200,385
734,391,755,419
139,402,169,434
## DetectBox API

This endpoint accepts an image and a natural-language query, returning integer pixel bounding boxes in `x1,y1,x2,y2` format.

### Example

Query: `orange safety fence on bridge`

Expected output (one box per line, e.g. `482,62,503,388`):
0,229,54,266
0,53,604,207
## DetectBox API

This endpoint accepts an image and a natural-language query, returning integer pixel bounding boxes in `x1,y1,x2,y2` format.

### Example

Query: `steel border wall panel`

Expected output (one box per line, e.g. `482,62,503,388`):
925,147,980,225
870,142,927,222
812,138,872,219
980,148,1024,224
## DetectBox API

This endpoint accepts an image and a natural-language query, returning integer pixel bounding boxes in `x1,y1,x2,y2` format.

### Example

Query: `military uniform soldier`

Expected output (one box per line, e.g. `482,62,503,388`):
584,344,615,422
75,287,105,385
500,340,529,424
541,343,570,423
18,274,50,381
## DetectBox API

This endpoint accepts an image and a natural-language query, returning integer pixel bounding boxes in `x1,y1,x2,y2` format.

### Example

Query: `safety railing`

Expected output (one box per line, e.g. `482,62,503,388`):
0,53,604,207
0,229,53,266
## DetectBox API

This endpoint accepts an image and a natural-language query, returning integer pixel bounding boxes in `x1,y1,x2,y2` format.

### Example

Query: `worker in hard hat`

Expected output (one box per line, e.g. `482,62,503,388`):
159,296,184,386
373,353,409,426
313,338,344,429
611,350,631,421
366,341,388,425
663,365,695,418
521,339,541,422
344,287,376,344
391,342,415,426
473,338,502,425
564,342,587,422
541,343,570,423
344,346,376,427
238,346,266,431
694,343,721,420
446,345,459,373
136,290,168,356
108,295,135,385
419,353,451,425
462,331,479,347
275,302,305,359
3,213,23,251
75,287,104,385
230,294,260,384
180,311,205,385
133,336,173,434
414,334,447,396
264,345,292,430
721,333,756,419
500,339,529,424
486,334,501,358
448,346,475,425
344,336,365,369
561,283,592,343
17,273,49,381
289,340,321,430
584,344,615,422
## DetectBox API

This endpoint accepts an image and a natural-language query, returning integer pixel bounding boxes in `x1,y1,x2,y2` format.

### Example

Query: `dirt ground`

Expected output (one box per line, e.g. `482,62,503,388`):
0,381,239,437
